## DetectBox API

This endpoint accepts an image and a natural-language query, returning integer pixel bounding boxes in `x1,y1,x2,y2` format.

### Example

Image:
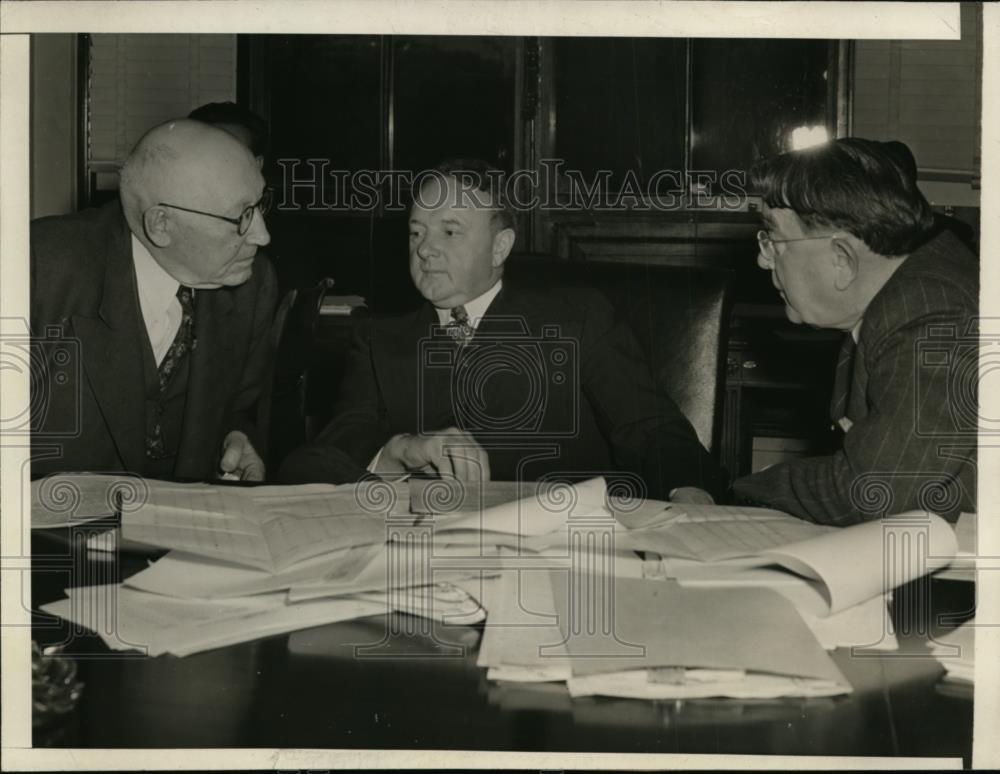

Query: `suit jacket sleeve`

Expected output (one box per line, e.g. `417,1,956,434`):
276,315,380,484
578,289,727,501
733,274,976,525
226,255,279,453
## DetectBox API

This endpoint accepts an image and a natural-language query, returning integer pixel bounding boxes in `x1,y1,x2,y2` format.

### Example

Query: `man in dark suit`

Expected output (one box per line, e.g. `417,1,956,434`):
279,160,725,502
31,119,277,481
732,138,978,524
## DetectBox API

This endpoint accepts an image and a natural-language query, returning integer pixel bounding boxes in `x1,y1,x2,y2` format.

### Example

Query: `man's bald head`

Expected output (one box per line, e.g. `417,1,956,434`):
118,118,270,288
120,119,257,224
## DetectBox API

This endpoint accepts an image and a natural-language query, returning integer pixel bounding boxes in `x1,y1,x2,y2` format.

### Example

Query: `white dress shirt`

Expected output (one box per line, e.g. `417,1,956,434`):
433,280,503,328
132,234,188,367
369,280,503,474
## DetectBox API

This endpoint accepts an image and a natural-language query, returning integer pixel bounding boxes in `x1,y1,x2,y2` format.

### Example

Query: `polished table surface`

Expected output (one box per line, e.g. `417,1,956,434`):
30,529,975,761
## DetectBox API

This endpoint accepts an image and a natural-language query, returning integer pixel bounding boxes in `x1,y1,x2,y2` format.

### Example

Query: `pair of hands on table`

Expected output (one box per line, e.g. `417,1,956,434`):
377,426,715,504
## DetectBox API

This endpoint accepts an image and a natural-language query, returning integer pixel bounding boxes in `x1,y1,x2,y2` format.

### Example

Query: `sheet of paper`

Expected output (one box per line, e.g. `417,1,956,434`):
122,482,392,572
353,582,486,625
660,556,896,650
41,584,386,657
31,473,152,528
123,547,352,598
286,541,505,603
567,669,848,700
122,482,273,568
434,477,608,537
936,512,977,581
551,575,849,688
409,479,543,514
617,504,835,561
41,585,291,654
759,511,957,614
610,499,674,530
482,568,569,670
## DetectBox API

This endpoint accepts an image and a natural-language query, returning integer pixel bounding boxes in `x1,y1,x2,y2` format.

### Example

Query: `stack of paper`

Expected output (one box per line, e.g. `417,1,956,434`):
39,475,607,657
40,584,387,657
930,619,975,684
621,506,961,652
479,570,852,699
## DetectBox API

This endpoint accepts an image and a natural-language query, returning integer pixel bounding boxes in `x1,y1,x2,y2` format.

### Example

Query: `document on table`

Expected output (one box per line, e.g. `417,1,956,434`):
423,476,611,537
621,507,959,616
657,557,897,651
121,482,399,572
551,575,850,692
286,542,502,603
935,512,977,581
40,583,386,657
755,511,957,614
478,567,572,683
31,472,151,528
617,503,836,561
124,546,355,598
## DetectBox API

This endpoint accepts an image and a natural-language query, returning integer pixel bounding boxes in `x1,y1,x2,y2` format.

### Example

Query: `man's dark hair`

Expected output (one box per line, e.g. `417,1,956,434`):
419,158,516,234
188,101,269,158
751,138,934,256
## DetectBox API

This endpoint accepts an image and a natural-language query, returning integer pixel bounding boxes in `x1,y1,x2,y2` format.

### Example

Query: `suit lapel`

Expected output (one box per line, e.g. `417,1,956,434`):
72,213,147,472
381,305,443,431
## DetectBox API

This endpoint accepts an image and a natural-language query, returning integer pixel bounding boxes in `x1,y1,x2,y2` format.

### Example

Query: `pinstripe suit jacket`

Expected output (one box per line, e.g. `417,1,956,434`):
734,229,978,524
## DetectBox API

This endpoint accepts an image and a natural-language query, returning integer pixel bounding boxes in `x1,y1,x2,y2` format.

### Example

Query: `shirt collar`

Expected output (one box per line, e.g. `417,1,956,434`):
435,280,503,327
131,233,181,316
850,317,863,344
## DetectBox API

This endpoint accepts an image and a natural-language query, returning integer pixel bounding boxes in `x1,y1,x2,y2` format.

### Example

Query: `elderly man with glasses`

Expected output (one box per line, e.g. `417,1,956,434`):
30,119,277,482
724,138,979,525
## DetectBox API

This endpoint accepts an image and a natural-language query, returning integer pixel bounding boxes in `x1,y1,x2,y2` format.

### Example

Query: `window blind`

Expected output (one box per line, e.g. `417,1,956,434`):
852,3,980,180
86,33,236,190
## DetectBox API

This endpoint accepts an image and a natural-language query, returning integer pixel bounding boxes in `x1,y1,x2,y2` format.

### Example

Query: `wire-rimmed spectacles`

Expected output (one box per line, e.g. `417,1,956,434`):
158,188,274,236
756,229,838,261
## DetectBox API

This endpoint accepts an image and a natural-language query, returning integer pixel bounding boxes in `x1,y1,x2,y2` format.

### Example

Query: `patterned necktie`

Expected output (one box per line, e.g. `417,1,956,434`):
447,305,475,348
146,286,197,459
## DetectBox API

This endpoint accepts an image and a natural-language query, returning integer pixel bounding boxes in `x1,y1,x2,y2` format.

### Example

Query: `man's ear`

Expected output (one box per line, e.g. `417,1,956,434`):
830,236,860,291
142,206,173,248
492,228,515,267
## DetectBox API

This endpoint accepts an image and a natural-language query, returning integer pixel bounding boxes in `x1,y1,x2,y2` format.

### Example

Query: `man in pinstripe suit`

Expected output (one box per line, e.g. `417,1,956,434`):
732,138,978,525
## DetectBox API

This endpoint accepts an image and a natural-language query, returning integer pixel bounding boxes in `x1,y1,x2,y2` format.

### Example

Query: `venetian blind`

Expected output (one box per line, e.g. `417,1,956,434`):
86,33,236,190
852,2,981,181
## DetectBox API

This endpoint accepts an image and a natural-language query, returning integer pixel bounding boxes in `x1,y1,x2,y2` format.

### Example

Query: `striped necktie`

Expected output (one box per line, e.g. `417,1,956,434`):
447,305,475,348
830,332,856,431
146,286,197,459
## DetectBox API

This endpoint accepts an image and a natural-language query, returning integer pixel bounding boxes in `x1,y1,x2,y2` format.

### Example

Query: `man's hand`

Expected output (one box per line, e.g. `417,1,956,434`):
219,430,266,482
669,486,715,505
379,427,491,482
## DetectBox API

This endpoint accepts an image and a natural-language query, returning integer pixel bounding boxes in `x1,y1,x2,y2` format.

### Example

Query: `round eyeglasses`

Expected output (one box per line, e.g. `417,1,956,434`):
756,229,839,261
157,187,274,236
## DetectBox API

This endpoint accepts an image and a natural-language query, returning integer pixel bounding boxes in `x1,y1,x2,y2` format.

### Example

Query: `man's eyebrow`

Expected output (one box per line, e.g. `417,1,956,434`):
440,217,464,227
